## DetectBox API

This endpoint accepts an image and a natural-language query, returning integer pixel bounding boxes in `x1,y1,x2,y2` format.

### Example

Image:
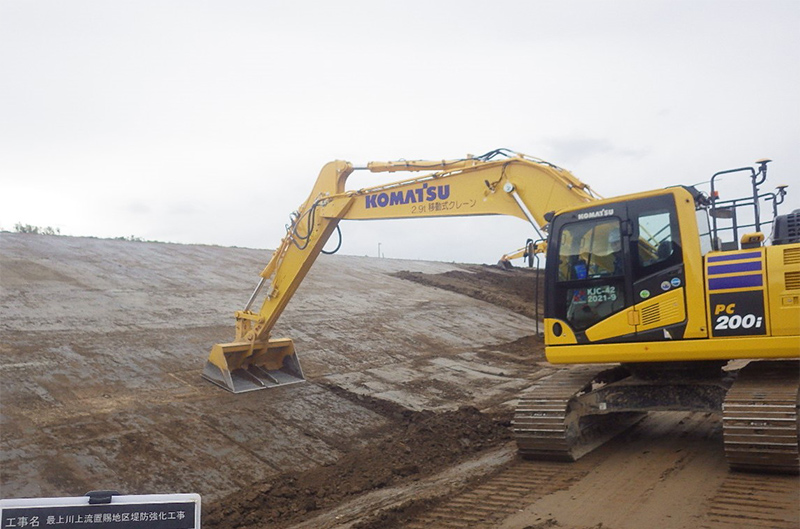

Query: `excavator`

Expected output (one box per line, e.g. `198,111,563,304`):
498,239,542,269
203,149,800,474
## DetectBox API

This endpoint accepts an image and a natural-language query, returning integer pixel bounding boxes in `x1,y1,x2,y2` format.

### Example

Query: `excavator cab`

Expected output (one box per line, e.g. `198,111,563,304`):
544,190,692,350
541,158,794,356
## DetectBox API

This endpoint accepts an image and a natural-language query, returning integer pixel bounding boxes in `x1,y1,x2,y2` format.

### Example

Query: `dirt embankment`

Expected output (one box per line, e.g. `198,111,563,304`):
2,233,547,528
203,265,540,529
203,391,511,529
394,265,545,321
395,265,546,364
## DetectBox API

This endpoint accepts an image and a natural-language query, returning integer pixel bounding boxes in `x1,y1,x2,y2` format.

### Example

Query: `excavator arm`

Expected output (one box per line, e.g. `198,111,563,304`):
203,149,600,392
497,239,548,269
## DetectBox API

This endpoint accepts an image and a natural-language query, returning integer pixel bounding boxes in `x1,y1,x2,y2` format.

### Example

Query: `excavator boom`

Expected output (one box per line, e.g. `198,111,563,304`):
203,150,598,393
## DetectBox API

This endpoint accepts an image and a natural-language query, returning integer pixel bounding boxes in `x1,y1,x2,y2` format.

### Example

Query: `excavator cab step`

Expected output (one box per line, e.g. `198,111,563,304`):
202,338,305,393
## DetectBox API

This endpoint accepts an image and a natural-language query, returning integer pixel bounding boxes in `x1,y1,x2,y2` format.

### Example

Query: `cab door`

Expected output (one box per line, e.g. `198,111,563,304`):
627,195,689,341
546,193,689,344
546,202,634,343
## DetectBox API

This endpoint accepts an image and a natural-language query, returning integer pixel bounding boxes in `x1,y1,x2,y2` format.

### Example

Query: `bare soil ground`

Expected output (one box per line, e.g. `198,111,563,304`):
1,233,797,529
204,399,512,529
393,266,544,321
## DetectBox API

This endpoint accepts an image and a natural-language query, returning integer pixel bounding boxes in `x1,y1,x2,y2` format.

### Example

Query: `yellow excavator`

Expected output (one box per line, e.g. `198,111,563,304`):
498,239,543,269
203,149,800,473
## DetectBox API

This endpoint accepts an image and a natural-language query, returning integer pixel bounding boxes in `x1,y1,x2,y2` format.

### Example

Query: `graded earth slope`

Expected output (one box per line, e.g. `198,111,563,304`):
0,232,543,503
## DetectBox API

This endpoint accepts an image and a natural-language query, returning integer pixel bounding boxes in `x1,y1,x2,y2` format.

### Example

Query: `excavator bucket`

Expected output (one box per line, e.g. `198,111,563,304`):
202,337,305,393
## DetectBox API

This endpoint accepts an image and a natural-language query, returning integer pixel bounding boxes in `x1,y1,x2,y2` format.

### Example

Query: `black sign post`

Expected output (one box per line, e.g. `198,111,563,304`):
0,494,200,529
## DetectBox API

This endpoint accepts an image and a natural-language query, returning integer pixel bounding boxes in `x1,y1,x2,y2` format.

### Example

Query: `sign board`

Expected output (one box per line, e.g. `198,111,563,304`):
0,494,200,529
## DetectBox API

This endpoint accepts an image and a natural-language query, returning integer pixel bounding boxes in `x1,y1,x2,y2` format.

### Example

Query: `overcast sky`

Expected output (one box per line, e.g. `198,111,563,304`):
1,0,798,264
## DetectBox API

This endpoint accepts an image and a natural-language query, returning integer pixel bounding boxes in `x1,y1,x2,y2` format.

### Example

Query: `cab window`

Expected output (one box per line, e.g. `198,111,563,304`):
696,208,713,256
558,218,623,281
633,205,681,279
637,210,673,267
556,217,626,331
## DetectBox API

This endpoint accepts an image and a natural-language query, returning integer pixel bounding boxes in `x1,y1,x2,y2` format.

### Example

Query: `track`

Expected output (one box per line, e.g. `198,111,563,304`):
513,366,600,460
723,359,800,474
512,365,644,461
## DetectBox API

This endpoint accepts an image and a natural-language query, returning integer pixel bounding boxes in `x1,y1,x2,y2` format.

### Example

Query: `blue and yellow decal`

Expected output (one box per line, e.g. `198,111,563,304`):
705,249,768,337
707,251,764,290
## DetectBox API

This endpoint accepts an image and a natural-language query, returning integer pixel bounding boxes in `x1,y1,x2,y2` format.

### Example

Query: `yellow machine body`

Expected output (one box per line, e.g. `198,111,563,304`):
542,188,800,364
204,149,799,394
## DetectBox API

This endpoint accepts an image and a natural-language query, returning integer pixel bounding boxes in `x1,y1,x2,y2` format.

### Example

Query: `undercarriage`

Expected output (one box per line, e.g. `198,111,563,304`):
513,360,800,474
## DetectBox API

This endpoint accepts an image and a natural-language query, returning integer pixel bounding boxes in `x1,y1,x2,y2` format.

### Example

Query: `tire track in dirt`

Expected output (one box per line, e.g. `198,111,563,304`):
390,460,591,529
701,472,800,529
349,411,798,529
